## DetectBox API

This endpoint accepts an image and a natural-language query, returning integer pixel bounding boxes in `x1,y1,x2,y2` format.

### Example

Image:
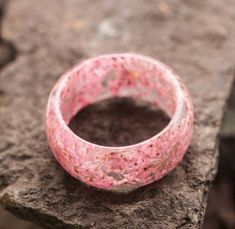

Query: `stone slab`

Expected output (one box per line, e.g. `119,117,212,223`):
0,0,235,228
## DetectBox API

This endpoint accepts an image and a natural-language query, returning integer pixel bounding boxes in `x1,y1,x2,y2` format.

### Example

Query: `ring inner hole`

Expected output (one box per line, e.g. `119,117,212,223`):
60,56,176,146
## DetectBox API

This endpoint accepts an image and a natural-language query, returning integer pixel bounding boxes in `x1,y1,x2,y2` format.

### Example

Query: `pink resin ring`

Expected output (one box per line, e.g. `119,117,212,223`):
45,53,193,192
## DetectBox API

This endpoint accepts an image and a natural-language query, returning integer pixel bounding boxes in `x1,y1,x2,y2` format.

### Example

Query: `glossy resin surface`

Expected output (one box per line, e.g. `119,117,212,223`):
45,53,193,192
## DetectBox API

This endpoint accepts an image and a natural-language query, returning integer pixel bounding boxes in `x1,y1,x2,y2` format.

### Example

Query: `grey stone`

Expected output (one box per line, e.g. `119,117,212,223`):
0,0,235,228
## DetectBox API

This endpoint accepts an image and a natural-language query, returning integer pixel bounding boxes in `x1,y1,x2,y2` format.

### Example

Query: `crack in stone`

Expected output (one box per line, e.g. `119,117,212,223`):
0,142,14,153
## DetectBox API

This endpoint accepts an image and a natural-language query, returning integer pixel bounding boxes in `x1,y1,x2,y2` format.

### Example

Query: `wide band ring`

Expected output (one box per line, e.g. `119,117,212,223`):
45,53,194,192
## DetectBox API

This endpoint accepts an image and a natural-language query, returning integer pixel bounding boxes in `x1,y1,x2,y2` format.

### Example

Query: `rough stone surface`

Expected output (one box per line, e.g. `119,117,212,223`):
69,98,170,147
0,0,235,228
203,83,235,229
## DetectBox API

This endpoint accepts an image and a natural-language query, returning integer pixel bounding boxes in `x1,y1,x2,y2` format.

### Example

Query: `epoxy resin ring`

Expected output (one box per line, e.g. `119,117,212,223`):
45,53,193,192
